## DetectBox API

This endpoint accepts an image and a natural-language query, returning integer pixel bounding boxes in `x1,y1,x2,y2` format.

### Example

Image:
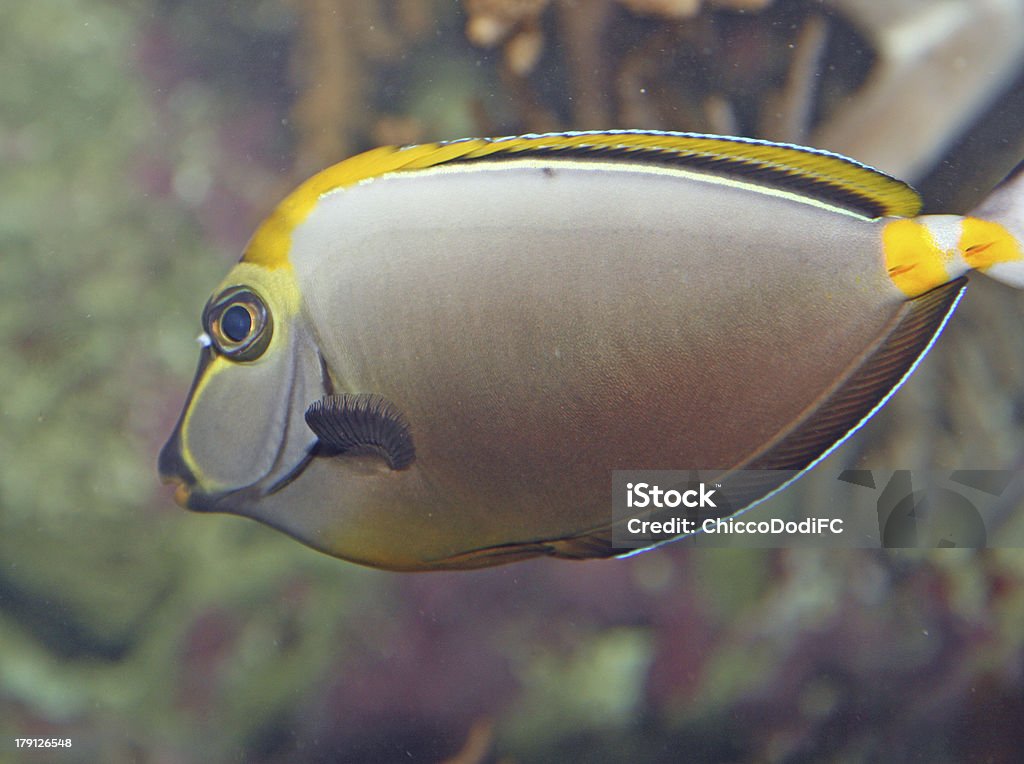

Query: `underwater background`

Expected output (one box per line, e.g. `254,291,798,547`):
3,0,1024,761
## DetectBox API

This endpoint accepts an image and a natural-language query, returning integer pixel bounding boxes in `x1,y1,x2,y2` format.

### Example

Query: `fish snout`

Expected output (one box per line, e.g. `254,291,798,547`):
158,436,197,509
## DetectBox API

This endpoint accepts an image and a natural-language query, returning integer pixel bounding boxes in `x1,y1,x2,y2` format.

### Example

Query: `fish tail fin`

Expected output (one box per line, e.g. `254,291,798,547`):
964,159,1024,289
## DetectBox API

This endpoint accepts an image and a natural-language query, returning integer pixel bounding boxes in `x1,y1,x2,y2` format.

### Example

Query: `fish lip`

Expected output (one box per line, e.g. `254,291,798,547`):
157,433,232,512
158,349,215,509
157,431,201,509
162,476,192,507
170,477,282,514
157,428,317,514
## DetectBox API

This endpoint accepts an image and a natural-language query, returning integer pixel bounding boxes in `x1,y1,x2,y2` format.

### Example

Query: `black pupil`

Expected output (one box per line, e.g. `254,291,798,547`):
221,304,253,342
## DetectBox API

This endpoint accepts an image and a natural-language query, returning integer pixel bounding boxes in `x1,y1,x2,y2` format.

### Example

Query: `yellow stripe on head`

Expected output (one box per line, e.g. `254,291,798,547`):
882,219,953,297
243,142,491,269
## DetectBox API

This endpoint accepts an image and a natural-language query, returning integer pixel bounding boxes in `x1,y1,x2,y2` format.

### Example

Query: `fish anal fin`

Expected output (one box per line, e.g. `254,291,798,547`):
525,278,968,561
745,277,967,473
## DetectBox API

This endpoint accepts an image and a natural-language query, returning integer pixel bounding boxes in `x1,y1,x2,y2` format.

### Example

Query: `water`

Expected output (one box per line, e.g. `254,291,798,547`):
2,0,1024,761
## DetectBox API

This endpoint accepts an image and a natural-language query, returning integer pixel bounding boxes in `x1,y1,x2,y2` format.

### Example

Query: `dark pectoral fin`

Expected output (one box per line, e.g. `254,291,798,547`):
305,394,415,470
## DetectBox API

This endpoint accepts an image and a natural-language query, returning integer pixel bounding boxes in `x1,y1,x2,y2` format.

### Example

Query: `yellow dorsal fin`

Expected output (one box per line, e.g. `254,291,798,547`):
244,131,921,269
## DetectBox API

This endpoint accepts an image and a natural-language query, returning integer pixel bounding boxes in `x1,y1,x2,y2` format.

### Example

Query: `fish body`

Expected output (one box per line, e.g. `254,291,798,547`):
159,132,1024,570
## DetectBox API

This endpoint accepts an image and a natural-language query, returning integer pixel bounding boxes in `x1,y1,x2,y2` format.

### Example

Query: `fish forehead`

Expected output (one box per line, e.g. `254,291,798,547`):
278,163,905,548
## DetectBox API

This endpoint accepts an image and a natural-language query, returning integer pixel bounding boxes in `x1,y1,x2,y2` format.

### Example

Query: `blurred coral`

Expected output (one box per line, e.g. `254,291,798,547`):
465,0,550,75
464,0,775,80
621,0,775,19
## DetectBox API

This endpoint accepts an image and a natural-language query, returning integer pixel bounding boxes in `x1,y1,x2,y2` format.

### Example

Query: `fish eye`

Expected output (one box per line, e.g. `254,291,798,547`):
204,287,273,361
221,305,252,342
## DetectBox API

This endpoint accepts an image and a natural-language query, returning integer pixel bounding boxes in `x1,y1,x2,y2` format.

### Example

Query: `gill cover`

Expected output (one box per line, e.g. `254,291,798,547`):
159,263,325,506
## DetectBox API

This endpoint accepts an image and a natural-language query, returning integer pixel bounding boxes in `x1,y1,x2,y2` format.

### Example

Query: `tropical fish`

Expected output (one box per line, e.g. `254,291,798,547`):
158,131,1024,570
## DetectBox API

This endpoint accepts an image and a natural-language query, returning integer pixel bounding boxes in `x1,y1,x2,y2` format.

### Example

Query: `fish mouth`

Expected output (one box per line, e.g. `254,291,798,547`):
166,477,192,507
156,449,228,513
157,434,199,509
158,425,318,513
